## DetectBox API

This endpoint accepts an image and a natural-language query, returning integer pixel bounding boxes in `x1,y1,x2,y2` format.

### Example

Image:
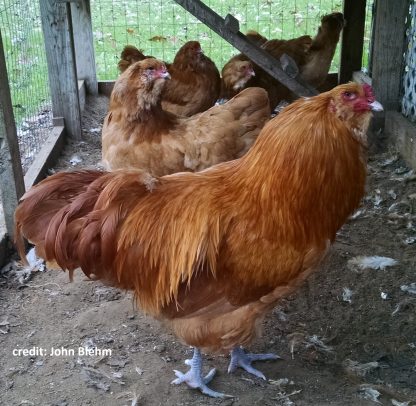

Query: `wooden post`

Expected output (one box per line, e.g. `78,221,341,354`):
339,0,367,83
0,30,26,239
71,0,98,95
173,0,318,97
371,0,409,110
39,0,82,139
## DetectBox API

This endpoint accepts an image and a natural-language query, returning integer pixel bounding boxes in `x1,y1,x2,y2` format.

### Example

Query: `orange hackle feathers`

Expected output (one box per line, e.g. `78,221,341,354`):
15,82,375,354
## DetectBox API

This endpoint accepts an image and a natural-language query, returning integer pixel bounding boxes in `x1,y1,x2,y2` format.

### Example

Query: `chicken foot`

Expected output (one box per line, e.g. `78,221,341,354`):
171,348,233,398
228,346,281,380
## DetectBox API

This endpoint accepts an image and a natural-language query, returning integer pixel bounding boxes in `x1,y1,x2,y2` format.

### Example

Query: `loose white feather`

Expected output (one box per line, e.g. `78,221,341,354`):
359,386,381,404
342,287,353,303
305,335,333,352
347,256,398,271
392,400,410,406
343,359,379,377
400,283,416,295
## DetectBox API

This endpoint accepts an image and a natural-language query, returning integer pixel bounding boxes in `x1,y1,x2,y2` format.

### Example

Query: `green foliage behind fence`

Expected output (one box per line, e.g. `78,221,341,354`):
91,0,347,80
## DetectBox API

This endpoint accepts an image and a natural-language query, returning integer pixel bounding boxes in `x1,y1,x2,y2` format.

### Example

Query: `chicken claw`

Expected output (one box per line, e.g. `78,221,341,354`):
171,348,233,398
228,346,281,380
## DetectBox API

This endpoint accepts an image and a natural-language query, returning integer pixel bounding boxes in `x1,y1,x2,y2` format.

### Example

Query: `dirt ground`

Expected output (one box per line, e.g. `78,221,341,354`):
1,95,416,406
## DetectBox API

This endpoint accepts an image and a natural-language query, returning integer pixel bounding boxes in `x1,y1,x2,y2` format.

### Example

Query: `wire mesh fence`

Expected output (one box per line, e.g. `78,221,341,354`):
402,0,416,122
91,0,351,81
0,0,52,173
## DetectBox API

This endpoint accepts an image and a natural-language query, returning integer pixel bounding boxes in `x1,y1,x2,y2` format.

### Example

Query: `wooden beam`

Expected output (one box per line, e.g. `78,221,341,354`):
371,0,409,111
24,125,66,190
23,81,86,189
78,80,86,112
317,73,339,92
385,111,416,169
98,80,114,97
0,234,8,268
339,0,367,83
0,30,25,239
39,0,82,139
352,71,372,86
24,80,85,189
71,0,98,95
173,0,318,97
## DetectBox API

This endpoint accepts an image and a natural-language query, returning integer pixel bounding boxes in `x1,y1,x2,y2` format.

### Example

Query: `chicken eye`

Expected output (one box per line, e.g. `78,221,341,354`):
147,67,155,71
342,91,357,100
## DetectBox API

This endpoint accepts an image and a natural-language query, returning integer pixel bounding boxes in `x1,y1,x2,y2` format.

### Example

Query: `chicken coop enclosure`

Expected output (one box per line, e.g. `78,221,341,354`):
0,0,414,268
1,1,416,405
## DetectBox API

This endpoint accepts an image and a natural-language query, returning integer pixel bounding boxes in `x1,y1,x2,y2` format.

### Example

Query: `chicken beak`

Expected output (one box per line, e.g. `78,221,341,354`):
369,100,383,112
158,70,171,80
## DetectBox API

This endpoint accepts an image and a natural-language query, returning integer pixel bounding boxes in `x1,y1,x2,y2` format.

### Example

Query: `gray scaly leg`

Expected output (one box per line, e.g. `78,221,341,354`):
228,346,281,380
171,348,232,398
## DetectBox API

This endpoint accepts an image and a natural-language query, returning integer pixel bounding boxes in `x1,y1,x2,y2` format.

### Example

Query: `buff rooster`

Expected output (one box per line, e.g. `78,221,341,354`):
15,83,382,398
102,58,270,176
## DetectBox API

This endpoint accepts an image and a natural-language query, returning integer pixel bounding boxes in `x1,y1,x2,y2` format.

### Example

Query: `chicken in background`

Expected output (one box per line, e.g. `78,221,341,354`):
254,35,313,109
219,30,266,100
160,40,221,116
246,30,268,46
117,41,221,116
220,59,255,99
117,45,152,73
15,83,382,398
220,34,311,107
221,12,345,110
299,12,345,88
102,58,270,176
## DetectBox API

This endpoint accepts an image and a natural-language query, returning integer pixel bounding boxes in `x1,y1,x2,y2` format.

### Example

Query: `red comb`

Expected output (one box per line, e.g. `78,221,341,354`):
363,84,375,102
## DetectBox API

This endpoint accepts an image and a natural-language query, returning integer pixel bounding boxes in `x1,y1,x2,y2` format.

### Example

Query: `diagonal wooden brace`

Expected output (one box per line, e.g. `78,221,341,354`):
173,0,318,97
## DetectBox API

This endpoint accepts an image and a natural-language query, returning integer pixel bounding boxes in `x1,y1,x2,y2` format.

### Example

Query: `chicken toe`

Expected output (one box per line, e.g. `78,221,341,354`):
228,346,281,380
171,348,233,398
